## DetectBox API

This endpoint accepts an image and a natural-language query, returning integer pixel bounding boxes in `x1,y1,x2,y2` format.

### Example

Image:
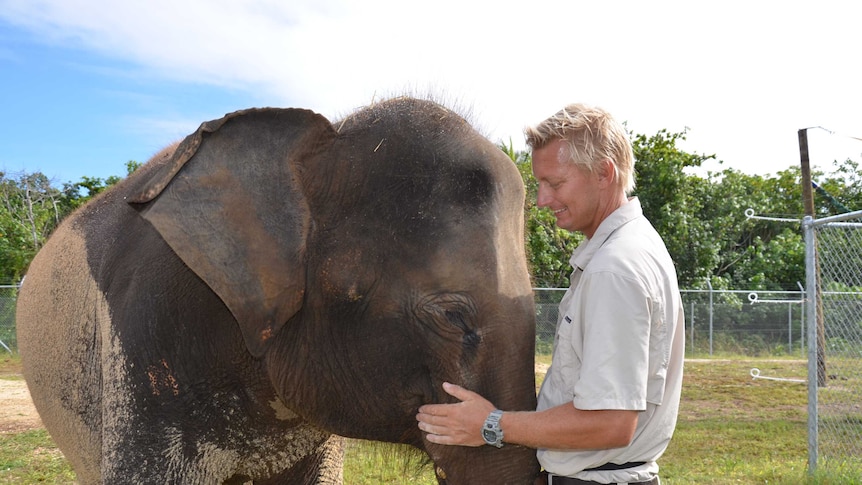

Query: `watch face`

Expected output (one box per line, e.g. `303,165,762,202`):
482,428,496,441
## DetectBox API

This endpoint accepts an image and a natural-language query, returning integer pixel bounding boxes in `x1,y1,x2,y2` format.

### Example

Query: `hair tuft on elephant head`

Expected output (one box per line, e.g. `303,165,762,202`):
17,97,539,484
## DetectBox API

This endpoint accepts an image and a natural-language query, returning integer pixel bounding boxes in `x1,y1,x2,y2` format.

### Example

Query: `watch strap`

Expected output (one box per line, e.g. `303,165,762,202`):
482,409,504,448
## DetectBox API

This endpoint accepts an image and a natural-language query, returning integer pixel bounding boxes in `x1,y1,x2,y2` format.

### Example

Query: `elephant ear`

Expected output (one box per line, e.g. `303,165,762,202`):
128,108,335,357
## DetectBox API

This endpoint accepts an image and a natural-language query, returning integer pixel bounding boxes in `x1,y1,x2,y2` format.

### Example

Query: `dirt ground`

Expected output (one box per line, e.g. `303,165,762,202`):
0,377,43,433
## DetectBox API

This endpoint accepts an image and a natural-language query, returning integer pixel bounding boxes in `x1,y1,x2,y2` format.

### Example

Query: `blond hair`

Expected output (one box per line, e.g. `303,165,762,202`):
525,104,635,194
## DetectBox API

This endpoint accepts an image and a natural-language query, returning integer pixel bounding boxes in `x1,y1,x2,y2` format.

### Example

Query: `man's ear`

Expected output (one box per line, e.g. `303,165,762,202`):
596,158,618,188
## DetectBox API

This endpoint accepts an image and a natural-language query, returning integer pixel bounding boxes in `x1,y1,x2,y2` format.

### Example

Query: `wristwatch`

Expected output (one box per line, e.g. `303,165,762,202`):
482,409,504,448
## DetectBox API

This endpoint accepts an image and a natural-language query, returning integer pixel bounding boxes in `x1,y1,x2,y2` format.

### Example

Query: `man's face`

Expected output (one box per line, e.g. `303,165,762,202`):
531,139,603,238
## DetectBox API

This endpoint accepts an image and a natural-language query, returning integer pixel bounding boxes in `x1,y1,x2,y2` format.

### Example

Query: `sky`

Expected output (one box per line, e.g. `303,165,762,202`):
1,0,861,186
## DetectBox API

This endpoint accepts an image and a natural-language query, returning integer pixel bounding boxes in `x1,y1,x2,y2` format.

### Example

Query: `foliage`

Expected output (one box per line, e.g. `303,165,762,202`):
820,158,861,213
0,133,858,291
0,161,140,283
502,129,859,293
0,172,64,283
696,168,804,290
631,129,716,286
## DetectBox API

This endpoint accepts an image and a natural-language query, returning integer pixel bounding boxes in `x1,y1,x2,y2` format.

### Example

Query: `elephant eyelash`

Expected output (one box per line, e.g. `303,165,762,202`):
413,292,479,337
445,308,481,351
444,309,470,333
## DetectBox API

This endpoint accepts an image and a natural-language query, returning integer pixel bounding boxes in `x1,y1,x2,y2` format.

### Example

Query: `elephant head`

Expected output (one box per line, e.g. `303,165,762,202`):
123,97,538,483
131,98,535,483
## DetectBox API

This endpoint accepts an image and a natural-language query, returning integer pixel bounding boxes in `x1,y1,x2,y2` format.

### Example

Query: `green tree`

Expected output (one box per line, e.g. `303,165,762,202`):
0,160,142,282
125,160,143,175
60,160,141,211
820,158,861,213
725,169,807,290
0,172,65,282
631,129,714,287
501,130,859,293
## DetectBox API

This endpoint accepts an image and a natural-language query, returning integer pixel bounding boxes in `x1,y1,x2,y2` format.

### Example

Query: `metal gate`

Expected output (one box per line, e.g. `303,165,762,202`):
803,209,862,478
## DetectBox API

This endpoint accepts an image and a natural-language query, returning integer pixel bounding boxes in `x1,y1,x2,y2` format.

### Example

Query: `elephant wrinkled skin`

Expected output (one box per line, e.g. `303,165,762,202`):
16,98,539,484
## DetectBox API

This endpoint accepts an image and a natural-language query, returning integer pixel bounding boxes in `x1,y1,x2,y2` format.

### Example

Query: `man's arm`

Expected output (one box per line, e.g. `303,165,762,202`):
416,382,638,449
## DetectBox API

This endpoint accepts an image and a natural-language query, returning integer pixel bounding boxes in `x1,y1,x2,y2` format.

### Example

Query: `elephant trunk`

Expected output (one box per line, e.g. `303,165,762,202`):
425,357,540,484
428,443,540,485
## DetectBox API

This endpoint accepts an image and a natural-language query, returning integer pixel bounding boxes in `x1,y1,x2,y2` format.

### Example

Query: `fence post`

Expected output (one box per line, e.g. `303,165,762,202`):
707,279,714,356
689,302,694,351
797,281,805,357
799,128,828,387
803,215,818,475
787,302,792,353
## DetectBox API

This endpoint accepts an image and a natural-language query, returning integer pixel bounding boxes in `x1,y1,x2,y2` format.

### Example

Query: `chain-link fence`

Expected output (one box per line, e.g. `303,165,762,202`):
534,289,565,357
0,285,824,359
807,210,862,478
535,287,811,358
0,285,19,354
683,288,809,356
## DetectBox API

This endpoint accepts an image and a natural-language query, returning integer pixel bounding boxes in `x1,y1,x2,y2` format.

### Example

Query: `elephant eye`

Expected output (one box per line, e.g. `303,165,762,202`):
444,309,469,333
415,292,479,339
445,308,481,350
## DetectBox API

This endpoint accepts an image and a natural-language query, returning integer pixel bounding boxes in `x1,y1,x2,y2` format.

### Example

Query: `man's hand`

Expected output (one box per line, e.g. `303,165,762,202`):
416,382,496,447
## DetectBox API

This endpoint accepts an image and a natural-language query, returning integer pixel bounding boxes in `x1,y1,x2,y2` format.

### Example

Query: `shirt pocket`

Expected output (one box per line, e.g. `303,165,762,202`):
551,311,580,400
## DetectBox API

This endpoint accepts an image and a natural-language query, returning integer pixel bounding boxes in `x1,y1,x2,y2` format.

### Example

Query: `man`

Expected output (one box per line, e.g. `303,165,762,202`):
416,104,685,485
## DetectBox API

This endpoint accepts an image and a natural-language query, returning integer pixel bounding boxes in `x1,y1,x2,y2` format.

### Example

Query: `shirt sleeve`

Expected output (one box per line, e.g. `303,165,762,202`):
571,270,651,411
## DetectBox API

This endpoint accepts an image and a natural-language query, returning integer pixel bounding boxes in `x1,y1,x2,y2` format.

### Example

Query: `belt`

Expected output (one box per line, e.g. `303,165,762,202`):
546,462,657,485
548,476,658,485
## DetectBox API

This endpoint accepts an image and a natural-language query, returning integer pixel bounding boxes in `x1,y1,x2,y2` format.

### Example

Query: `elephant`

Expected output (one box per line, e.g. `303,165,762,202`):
16,97,540,484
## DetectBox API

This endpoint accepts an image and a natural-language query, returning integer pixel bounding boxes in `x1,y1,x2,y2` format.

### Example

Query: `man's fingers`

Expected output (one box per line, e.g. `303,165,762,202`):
442,382,478,401
416,419,438,435
417,404,449,418
424,431,454,445
416,383,493,448
418,419,456,444
416,410,443,426
417,383,472,416
419,420,474,447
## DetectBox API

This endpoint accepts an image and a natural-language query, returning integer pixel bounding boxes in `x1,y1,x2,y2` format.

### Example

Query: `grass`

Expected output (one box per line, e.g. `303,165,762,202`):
342,441,436,485
1,354,858,484
0,354,21,375
663,357,810,484
0,429,76,484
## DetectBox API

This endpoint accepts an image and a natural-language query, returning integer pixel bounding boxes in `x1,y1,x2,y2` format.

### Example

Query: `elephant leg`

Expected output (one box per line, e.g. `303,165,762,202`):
254,435,344,484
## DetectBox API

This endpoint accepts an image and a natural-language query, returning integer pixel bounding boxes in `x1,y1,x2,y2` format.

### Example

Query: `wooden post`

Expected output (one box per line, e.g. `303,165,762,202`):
798,128,827,387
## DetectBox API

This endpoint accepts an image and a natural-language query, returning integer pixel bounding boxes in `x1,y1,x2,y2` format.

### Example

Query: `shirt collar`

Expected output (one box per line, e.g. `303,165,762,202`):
569,197,643,272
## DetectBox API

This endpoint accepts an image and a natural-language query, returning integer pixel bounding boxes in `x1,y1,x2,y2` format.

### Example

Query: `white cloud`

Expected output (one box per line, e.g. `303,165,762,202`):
2,0,861,175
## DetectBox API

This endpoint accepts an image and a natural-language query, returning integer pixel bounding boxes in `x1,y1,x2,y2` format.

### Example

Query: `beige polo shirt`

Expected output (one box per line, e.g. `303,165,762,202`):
536,198,685,483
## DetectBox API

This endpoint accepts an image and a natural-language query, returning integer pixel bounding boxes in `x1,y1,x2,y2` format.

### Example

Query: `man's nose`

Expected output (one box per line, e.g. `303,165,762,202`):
535,186,550,208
